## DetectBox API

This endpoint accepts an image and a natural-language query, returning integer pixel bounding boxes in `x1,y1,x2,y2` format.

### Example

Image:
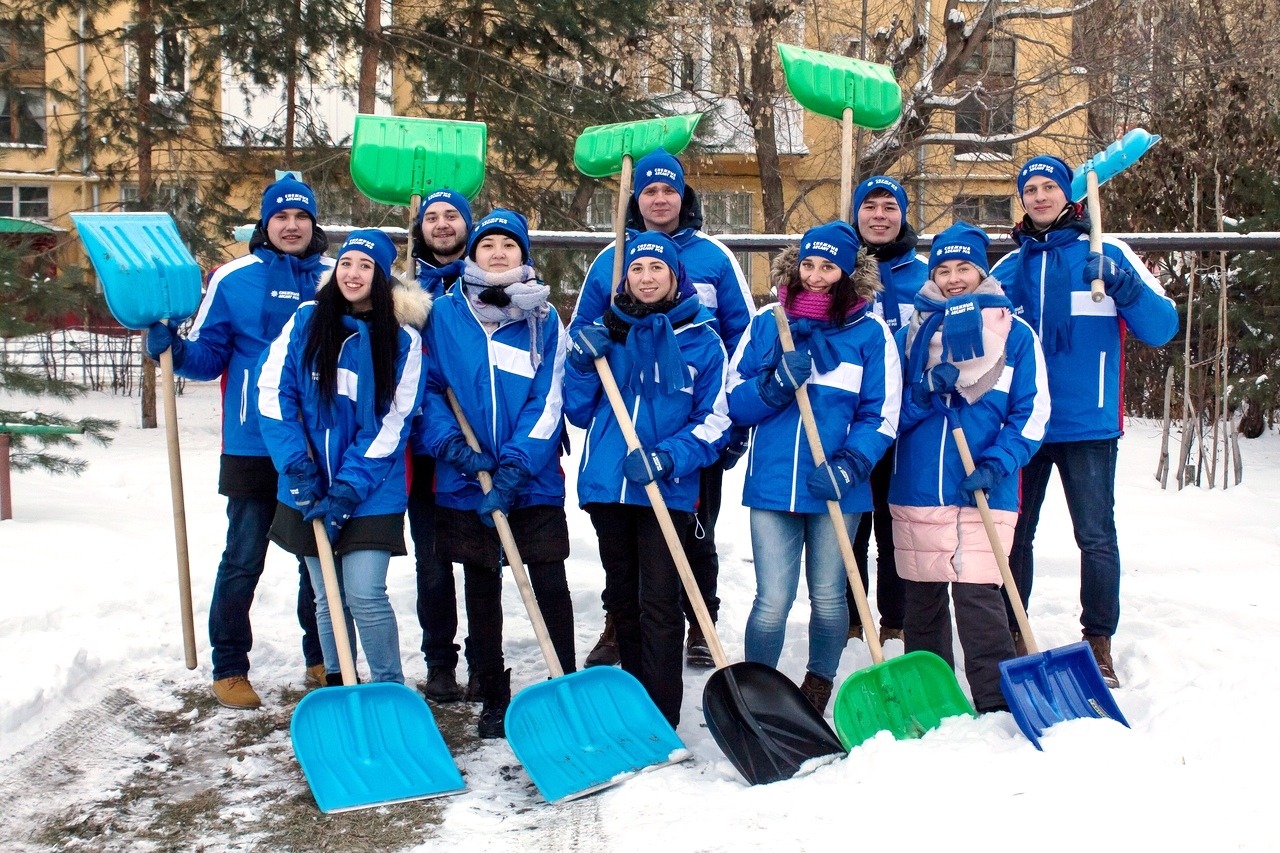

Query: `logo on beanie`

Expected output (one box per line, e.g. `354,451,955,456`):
1024,163,1057,177
278,192,312,205
868,177,898,192
347,237,376,253
647,167,679,184
630,242,667,256
807,240,839,258
936,244,972,258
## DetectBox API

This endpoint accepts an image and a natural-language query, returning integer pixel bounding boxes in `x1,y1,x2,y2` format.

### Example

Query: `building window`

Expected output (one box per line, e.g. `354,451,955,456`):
962,36,1016,77
953,194,1013,230
700,190,753,278
0,185,50,218
120,182,197,219
954,35,1016,159
0,20,47,146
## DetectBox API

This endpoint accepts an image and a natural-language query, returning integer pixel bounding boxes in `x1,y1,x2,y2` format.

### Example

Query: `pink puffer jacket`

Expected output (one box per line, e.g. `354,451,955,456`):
890,503,1016,585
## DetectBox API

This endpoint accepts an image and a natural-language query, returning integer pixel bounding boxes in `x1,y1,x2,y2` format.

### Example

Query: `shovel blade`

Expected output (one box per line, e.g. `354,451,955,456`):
291,683,465,813
506,668,687,803
777,43,902,129
70,212,203,330
350,114,487,205
832,651,976,750
702,662,845,786
999,641,1131,750
573,113,703,178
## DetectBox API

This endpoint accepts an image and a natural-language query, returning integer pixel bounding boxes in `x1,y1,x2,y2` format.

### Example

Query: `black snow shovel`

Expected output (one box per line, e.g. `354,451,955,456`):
948,415,1130,749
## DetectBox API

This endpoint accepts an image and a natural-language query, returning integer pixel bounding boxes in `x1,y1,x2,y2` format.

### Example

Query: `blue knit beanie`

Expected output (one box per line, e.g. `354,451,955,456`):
417,189,473,234
1017,155,1074,203
853,175,909,218
929,222,990,277
633,149,686,200
799,220,861,276
337,228,397,279
468,208,530,263
260,176,318,224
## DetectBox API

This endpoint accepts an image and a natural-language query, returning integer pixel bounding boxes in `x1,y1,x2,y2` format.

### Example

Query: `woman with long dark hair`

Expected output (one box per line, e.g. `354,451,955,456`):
257,229,429,685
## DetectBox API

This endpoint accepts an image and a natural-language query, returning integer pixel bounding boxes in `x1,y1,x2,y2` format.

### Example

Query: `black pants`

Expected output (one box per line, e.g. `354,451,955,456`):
681,465,722,625
407,456,464,671
588,503,690,727
903,580,1014,713
848,451,905,631
463,559,576,681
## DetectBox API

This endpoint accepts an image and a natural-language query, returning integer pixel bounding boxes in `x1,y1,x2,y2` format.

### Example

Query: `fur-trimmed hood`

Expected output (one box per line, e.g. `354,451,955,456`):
769,244,882,303
316,270,433,329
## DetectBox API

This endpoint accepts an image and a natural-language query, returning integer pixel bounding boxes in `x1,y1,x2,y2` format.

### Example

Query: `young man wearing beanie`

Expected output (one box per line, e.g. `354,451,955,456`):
845,175,930,646
145,174,333,709
405,188,476,703
570,148,753,670
988,154,1178,687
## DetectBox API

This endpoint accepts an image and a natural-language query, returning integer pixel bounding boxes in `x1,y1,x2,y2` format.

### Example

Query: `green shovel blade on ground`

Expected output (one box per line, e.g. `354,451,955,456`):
832,650,977,750
777,43,902,130
350,114,487,205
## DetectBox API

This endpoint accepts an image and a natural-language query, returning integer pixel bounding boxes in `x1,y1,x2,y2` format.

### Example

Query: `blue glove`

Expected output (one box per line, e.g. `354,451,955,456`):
1084,251,1143,307
437,434,497,477
806,450,874,501
476,464,529,527
623,447,674,485
719,425,751,470
145,321,187,369
959,460,1006,500
305,482,359,543
758,349,813,408
282,461,323,510
911,362,960,406
567,325,613,371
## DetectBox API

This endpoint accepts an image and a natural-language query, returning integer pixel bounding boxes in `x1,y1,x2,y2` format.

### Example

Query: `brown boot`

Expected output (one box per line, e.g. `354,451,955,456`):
1084,633,1120,689
212,676,261,710
685,623,715,669
799,672,834,714
847,623,864,642
585,615,620,668
304,664,326,689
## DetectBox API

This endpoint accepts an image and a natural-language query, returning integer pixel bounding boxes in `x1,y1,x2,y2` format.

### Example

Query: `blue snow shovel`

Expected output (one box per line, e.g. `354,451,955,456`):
947,413,1129,749
291,518,466,812
71,212,204,669
445,391,688,804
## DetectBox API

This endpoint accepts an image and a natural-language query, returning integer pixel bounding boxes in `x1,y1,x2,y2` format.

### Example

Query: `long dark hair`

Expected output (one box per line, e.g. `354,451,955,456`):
303,266,399,414
785,265,860,324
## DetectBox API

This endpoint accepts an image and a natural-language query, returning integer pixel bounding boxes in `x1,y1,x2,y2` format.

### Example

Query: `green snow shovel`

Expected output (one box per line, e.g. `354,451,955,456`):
349,114,487,268
948,416,1129,750
777,43,902,221
445,391,688,804
291,518,466,812
573,113,702,291
71,212,203,670
770,307,976,751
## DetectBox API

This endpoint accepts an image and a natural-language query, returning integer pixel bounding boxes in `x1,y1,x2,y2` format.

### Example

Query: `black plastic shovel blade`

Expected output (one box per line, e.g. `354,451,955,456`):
1000,641,1131,750
703,661,845,786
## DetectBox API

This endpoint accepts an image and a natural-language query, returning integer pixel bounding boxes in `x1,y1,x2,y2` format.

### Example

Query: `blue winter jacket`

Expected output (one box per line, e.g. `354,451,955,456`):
408,255,461,456
255,303,425,518
990,229,1178,443
727,303,901,514
177,230,334,456
872,249,929,334
564,304,731,513
417,289,568,512
569,189,754,354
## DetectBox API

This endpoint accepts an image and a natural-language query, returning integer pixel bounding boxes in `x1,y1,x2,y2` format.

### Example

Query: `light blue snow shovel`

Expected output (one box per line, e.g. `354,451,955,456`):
447,391,688,804
71,212,203,670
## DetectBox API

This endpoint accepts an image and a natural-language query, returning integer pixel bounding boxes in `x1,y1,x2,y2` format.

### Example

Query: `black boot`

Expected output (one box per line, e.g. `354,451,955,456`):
685,623,715,669
585,615,620,667
477,668,511,739
423,666,464,703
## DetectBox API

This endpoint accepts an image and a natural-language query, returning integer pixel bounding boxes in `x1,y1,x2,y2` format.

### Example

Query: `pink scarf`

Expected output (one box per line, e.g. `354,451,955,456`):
779,283,866,322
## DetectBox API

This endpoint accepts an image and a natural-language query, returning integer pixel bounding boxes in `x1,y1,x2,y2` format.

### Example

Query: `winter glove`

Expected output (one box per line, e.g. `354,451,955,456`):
806,449,874,502
623,446,674,485
145,320,187,369
305,481,360,544
567,325,613,372
282,461,324,511
911,362,960,407
719,426,751,470
959,460,1007,501
437,433,497,477
477,463,530,527
758,349,813,409
1084,251,1143,308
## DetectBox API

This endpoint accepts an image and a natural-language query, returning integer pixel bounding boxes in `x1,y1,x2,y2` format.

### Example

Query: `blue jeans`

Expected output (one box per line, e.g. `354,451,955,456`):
305,549,404,684
1008,439,1120,636
209,495,321,680
745,509,856,681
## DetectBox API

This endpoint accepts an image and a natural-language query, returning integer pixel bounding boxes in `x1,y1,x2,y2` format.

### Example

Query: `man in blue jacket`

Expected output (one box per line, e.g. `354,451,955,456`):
146,175,334,709
990,155,1178,688
570,150,752,669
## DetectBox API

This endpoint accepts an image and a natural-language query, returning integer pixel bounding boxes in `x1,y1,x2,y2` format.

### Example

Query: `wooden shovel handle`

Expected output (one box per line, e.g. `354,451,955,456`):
772,306,885,665
159,346,197,669
312,518,360,685
593,357,730,670
840,107,854,223
610,154,633,305
949,423,1040,654
445,389,565,678
1085,170,1105,303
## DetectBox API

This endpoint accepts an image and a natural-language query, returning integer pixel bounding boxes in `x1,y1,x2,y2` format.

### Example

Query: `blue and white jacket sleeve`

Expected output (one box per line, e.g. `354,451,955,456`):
567,244,616,339
840,318,900,465
980,320,1050,477
178,270,237,381
561,323,605,430
709,243,754,354
656,333,731,478
893,325,932,434
254,310,311,475
725,311,782,426
500,317,568,478
1103,239,1179,347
